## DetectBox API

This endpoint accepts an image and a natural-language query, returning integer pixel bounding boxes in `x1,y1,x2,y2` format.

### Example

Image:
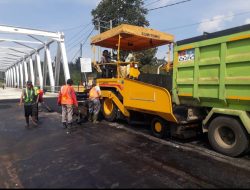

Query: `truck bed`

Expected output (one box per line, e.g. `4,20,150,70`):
173,24,250,111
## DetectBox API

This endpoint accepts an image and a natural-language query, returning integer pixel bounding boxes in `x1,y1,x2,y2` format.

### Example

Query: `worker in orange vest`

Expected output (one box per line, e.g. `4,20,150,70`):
58,79,78,134
88,80,102,123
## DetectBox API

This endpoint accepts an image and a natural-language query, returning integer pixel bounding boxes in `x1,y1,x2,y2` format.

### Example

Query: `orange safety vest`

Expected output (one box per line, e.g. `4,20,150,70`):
60,85,74,105
89,86,99,99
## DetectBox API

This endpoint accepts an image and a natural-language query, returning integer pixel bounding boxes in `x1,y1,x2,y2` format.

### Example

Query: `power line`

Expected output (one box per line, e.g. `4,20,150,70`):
162,10,250,31
144,0,162,8
60,24,85,32
66,24,93,48
60,21,92,32
69,27,95,63
65,20,110,57
67,29,94,54
81,27,95,47
66,23,92,45
148,0,191,11
66,24,93,49
69,48,81,63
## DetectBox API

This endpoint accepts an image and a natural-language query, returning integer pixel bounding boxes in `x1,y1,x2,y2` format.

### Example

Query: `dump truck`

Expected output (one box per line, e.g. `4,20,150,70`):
89,24,250,157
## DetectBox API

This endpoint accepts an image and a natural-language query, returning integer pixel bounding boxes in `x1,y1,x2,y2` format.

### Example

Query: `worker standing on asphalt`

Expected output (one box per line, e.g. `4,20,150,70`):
19,81,39,128
57,79,78,134
33,85,39,121
88,80,102,123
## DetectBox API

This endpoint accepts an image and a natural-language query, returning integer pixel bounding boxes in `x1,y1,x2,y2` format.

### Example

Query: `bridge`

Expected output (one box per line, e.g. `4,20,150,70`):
1,26,250,188
0,25,70,92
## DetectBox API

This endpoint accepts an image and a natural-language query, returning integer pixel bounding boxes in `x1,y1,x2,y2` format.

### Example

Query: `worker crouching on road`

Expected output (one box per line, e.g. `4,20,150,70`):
57,79,78,134
19,81,39,128
88,80,102,123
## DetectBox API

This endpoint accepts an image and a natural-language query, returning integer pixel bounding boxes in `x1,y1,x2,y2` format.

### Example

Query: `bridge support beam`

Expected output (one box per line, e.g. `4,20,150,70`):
36,53,43,89
0,25,70,91
16,64,20,88
44,45,55,92
29,57,35,86
20,62,24,88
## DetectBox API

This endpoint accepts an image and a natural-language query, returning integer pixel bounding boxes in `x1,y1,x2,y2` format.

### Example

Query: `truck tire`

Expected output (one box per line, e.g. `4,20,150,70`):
151,117,167,139
101,98,117,122
208,116,249,157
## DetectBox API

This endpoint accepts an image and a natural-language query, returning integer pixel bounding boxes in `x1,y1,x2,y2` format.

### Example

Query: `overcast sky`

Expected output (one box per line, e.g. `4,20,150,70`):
0,0,250,61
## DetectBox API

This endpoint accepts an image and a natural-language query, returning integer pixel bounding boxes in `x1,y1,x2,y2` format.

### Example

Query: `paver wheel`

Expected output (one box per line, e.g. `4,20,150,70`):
151,117,167,138
208,116,249,157
101,98,117,122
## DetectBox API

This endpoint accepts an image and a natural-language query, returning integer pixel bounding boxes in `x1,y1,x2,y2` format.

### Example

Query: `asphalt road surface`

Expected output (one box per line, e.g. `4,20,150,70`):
0,101,250,188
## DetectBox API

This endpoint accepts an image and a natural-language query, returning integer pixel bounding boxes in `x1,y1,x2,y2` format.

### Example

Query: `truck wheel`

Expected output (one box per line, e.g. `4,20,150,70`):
208,116,249,157
101,98,117,122
151,117,167,138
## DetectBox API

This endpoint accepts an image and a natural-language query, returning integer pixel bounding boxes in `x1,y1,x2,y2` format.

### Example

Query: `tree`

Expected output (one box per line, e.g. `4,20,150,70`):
91,0,149,32
68,58,81,85
91,0,156,66
135,48,158,66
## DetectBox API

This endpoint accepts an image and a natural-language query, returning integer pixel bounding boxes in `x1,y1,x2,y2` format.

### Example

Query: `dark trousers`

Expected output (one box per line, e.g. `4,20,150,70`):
24,103,37,124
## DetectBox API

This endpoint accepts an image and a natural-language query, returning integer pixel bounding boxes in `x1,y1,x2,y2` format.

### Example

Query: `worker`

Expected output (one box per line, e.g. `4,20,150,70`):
101,50,111,64
57,79,78,134
100,50,115,78
35,86,43,111
33,85,39,121
36,87,53,112
128,62,140,79
88,80,101,123
19,81,39,128
37,86,44,104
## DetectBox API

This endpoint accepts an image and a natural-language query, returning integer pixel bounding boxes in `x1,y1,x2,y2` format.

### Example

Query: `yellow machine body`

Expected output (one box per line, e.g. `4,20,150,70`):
98,78,177,123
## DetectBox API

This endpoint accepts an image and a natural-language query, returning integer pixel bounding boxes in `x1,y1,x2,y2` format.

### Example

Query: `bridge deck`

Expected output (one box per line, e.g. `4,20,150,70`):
0,88,58,101
0,89,250,188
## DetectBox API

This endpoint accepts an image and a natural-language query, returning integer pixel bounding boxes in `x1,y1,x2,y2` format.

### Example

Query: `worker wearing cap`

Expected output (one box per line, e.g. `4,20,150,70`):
58,79,78,134
19,81,39,128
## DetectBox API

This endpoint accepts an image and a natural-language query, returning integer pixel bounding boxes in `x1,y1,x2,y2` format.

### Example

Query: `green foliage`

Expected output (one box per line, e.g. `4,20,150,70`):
140,64,158,74
91,0,157,68
135,48,158,66
68,57,81,85
91,0,149,33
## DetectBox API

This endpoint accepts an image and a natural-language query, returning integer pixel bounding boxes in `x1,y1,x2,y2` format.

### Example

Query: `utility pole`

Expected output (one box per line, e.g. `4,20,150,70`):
79,43,82,86
80,43,82,57
97,18,101,62
95,18,113,60
96,18,113,59
80,43,87,87
110,20,113,58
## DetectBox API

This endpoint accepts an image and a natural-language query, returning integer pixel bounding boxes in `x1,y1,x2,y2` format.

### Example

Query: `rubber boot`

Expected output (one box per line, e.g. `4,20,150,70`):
25,117,30,129
62,122,67,129
32,116,38,127
66,123,72,134
92,113,99,124
88,113,92,122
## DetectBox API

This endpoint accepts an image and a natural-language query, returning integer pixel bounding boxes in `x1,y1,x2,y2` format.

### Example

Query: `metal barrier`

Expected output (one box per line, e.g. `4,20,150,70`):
43,86,61,93
43,85,86,93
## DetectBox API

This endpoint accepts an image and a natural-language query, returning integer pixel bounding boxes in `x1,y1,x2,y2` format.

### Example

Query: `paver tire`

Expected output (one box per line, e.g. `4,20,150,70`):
101,98,117,122
151,117,167,139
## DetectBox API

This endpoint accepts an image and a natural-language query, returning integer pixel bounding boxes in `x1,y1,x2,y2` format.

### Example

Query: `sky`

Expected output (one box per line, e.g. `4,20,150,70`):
0,0,250,63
